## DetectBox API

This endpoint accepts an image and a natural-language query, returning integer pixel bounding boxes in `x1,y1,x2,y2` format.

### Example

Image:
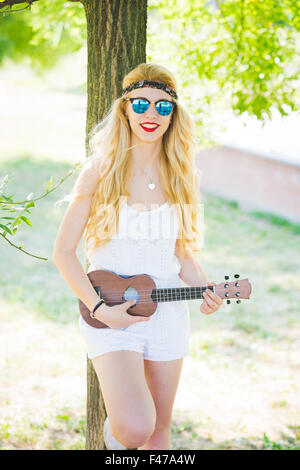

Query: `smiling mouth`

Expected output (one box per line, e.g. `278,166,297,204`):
140,124,160,132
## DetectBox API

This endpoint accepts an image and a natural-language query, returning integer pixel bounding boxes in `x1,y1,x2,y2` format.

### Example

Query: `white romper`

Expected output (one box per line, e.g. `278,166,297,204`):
78,199,191,361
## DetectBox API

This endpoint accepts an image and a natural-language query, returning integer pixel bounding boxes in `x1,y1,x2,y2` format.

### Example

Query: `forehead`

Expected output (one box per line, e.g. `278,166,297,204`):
129,86,171,101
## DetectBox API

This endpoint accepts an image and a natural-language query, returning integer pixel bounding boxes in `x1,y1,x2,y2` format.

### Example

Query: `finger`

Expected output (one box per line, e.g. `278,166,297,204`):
202,298,214,310
209,290,223,303
125,299,136,310
201,304,214,315
203,292,218,309
205,289,223,305
135,316,150,323
128,313,150,322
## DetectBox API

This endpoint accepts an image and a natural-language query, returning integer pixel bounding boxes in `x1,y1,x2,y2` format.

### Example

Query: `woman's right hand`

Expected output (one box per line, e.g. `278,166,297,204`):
93,298,151,329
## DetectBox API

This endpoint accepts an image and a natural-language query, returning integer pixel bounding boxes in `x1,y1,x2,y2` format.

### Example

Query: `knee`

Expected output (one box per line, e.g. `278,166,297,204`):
112,419,156,449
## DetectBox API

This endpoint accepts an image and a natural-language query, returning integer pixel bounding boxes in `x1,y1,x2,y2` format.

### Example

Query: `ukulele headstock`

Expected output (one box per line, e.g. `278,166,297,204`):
215,274,252,304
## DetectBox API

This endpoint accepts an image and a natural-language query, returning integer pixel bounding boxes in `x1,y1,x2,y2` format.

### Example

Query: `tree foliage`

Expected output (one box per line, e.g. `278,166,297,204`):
0,0,86,72
1,0,299,116
148,0,300,121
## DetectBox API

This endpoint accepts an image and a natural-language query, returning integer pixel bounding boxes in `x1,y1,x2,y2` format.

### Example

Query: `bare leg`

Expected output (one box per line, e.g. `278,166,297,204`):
138,358,184,450
92,350,156,449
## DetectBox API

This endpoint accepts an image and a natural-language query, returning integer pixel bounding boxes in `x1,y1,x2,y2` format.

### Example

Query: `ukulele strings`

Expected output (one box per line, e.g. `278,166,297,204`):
90,296,204,304
89,286,207,303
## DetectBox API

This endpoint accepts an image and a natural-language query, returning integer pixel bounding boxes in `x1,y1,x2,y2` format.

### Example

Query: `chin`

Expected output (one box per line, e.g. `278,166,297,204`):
135,130,163,141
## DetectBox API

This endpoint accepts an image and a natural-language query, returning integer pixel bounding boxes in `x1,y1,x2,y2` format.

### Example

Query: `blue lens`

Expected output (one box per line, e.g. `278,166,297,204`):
132,99,149,113
156,101,173,116
131,99,173,116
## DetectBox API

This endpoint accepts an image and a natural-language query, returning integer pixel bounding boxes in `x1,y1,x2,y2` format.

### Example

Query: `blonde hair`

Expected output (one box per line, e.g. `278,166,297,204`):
61,63,203,259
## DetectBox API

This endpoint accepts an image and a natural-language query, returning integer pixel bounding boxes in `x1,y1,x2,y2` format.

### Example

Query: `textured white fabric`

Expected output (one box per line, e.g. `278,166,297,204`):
86,201,181,278
78,200,190,361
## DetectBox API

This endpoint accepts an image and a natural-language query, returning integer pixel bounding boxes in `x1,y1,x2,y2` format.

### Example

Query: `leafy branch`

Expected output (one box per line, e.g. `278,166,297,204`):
0,0,82,15
0,0,38,14
0,161,83,260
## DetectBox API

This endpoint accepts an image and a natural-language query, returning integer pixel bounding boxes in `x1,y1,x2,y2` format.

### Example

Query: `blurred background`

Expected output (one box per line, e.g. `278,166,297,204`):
0,0,299,450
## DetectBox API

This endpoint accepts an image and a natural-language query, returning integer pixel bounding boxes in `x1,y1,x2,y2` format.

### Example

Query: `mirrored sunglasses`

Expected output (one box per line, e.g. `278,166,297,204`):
124,97,175,116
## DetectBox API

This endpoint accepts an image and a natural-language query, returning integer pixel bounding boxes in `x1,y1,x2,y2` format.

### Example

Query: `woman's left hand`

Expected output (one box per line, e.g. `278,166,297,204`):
200,281,223,315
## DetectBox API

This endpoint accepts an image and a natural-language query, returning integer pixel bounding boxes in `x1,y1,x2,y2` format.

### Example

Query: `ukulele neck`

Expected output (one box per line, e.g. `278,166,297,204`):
151,286,214,303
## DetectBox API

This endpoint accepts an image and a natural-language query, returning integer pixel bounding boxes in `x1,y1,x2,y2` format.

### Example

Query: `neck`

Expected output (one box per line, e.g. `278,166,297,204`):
130,135,162,170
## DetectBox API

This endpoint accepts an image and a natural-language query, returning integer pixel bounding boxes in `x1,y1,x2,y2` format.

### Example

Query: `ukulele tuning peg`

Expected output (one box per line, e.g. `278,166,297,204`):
225,275,229,280
236,299,241,304
234,274,240,278
226,300,231,304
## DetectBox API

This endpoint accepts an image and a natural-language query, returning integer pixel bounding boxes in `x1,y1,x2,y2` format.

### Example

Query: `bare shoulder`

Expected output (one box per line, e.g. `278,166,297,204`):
53,158,101,256
71,158,101,200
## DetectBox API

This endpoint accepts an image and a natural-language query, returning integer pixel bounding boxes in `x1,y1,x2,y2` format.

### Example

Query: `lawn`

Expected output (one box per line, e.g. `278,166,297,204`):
0,60,299,450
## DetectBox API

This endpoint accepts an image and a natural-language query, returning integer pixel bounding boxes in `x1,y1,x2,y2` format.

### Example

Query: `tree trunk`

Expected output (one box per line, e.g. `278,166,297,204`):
85,354,107,449
82,0,147,450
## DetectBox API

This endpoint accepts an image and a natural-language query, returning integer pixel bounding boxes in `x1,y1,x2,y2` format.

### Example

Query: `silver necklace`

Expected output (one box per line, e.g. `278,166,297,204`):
133,161,158,190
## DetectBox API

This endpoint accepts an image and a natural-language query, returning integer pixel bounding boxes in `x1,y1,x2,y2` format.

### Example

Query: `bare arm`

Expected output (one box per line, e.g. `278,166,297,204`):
53,250,101,313
52,160,106,314
174,168,210,287
174,241,225,315
175,240,211,286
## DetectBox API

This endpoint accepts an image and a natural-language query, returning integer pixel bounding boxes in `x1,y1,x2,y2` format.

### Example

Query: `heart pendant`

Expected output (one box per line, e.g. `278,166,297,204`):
148,183,155,190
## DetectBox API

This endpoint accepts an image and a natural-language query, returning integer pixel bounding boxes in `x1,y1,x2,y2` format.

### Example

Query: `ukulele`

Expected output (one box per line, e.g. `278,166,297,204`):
78,269,252,328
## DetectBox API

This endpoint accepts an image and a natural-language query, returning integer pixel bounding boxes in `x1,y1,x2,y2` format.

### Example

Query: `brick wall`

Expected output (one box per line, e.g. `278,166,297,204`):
196,146,300,224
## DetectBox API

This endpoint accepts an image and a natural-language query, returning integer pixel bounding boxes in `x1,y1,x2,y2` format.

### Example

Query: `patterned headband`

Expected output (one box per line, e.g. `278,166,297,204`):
121,79,178,100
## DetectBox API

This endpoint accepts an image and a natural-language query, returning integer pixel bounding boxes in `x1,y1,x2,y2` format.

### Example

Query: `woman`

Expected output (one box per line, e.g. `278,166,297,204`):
53,63,223,450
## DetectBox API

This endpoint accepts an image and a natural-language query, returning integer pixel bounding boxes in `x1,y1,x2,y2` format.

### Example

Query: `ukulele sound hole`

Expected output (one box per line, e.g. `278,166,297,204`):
123,287,139,306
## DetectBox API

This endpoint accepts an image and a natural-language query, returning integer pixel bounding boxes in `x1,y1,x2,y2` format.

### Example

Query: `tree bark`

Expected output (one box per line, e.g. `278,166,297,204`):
85,354,107,449
82,0,147,450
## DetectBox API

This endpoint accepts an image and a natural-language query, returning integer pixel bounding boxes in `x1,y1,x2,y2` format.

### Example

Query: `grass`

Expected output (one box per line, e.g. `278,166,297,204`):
0,60,299,450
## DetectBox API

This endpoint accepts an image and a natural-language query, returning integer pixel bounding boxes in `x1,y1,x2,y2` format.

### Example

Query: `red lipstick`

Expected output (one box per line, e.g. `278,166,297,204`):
140,122,159,132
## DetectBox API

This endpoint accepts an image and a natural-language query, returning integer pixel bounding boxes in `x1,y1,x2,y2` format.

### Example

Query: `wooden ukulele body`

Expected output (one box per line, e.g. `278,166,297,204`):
78,270,157,328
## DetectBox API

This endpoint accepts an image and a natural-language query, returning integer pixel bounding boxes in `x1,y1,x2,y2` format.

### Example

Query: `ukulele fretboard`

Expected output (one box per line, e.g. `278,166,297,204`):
151,286,214,303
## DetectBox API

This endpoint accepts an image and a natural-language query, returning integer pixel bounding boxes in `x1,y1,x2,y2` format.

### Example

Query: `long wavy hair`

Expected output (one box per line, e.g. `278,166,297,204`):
61,63,203,259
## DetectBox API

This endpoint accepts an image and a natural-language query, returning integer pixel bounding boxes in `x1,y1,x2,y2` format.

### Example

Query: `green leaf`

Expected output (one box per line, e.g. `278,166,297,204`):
20,216,32,227
12,219,22,228
0,224,12,235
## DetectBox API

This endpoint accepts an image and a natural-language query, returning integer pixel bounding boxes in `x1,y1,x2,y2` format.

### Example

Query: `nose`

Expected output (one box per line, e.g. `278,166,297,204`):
145,102,159,117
